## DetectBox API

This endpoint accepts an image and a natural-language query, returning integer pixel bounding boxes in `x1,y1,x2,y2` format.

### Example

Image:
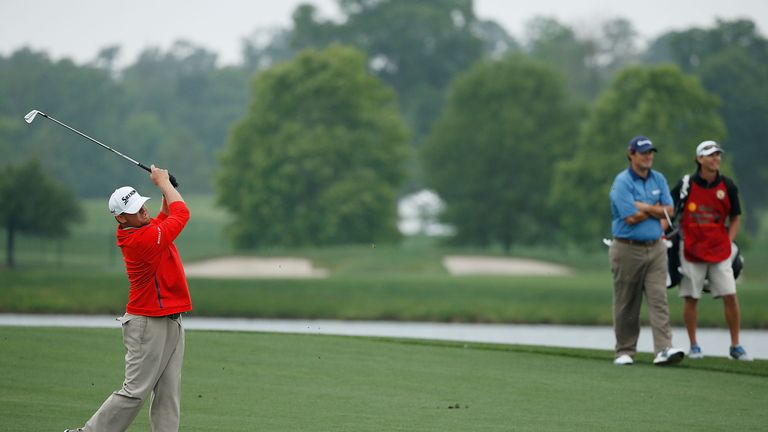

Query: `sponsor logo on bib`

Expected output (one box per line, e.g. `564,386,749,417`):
716,190,726,200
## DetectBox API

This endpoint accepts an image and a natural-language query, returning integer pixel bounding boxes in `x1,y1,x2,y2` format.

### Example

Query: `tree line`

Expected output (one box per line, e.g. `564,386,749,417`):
1,0,767,252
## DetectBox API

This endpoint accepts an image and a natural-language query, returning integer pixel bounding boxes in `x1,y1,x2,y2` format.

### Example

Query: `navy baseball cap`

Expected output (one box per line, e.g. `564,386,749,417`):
628,135,657,153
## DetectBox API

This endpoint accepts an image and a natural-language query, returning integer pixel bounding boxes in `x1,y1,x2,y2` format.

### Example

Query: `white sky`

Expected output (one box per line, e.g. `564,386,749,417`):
1,0,766,67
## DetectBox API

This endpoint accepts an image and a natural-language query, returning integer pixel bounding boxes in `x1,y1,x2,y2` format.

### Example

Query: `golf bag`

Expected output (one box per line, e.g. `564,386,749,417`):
666,174,744,288
666,236,743,289
666,234,683,288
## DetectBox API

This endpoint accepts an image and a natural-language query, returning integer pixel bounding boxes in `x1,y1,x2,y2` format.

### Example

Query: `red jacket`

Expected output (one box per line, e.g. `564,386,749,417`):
116,201,192,316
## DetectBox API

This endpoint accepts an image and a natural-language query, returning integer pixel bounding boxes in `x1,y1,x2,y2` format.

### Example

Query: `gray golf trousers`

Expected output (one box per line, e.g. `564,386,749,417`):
83,314,185,432
609,239,673,356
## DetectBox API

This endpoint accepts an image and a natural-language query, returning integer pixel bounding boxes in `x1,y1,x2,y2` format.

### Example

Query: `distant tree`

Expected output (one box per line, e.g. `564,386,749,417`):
644,19,768,73
598,18,641,75
524,16,640,102
91,45,122,72
549,65,726,245
241,28,297,73
422,54,580,251
0,49,127,196
645,19,768,231
0,114,23,165
289,0,516,138
217,45,410,248
524,17,600,100
0,159,83,268
121,41,251,192
698,47,768,231
118,111,167,165
1,43,251,196
157,130,211,192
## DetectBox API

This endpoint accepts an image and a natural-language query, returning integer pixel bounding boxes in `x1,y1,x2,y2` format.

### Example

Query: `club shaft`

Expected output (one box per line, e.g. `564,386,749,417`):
662,208,673,226
40,113,145,169
29,110,178,186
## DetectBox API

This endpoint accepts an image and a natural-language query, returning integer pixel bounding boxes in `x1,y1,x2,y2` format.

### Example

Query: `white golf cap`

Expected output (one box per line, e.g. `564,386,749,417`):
696,140,724,157
108,186,150,216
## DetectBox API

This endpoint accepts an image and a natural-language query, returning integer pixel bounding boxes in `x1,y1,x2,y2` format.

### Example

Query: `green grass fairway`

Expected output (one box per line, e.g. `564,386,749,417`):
1,327,766,431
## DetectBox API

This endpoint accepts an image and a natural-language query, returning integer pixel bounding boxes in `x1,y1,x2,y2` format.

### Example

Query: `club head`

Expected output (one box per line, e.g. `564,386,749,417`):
24,110,41,124
665,228,679,240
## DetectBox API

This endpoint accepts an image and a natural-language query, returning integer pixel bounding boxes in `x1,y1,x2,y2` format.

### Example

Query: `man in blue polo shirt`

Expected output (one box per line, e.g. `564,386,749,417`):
608,135,685,366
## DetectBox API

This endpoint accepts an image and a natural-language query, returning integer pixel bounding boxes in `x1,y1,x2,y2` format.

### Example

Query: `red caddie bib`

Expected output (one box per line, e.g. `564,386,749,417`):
681,179,731,263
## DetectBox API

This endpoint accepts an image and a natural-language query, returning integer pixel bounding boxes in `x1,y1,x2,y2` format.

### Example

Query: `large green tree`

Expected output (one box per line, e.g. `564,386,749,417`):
217,45,410,248
645,19,768,231
422,54,580,251
0,159,83,268
549,65,726,245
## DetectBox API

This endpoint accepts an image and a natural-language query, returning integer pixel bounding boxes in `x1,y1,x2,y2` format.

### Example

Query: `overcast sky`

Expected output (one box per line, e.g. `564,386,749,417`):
1,0,766,67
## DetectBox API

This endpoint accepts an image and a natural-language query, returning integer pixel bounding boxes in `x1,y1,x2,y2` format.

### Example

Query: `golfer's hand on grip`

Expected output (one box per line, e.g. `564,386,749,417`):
168,174,179,188
150,165,184,205
147,165,178,188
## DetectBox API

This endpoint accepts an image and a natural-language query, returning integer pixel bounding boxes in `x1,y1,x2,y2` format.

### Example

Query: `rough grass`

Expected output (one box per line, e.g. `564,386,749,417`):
2,270,768,327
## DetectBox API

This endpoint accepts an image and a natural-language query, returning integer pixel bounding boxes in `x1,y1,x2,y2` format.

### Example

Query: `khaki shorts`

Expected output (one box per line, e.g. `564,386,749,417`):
678,242,736,299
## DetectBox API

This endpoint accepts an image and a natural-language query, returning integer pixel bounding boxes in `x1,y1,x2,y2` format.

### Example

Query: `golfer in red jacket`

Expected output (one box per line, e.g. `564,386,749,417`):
66,165,191,432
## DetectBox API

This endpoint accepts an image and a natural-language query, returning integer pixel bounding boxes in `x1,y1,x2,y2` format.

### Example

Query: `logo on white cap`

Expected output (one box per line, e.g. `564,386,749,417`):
108,186,150,216
696,140,724,157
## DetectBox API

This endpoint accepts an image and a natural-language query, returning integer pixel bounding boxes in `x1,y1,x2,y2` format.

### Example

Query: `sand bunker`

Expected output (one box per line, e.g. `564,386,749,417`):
185,256,329,279
185,255,571,279
443,255,572,276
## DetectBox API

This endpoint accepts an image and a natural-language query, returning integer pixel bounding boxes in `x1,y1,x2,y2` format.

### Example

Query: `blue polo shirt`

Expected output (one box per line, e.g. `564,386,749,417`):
610,167,672,241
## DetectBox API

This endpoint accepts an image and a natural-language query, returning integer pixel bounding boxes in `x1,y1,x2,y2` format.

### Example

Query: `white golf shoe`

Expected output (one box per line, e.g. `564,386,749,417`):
613,354,633,365
653,347,685,366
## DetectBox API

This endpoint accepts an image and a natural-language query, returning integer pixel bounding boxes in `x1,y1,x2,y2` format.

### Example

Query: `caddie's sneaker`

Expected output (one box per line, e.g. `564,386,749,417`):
689,344,704,359
729,345,753,361
653,347,685,365
613,354,633,365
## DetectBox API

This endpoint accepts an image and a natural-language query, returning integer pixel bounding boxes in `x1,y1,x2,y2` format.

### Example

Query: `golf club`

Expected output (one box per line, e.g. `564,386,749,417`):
24,109,178,187
663,207,678,239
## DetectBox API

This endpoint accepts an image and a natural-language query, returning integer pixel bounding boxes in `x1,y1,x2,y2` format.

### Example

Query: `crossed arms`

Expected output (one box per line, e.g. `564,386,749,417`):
625,201,674,229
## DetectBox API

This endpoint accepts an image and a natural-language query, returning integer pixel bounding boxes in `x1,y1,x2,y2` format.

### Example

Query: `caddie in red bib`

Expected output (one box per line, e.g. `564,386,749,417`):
671,140,752,361
681,175,732,263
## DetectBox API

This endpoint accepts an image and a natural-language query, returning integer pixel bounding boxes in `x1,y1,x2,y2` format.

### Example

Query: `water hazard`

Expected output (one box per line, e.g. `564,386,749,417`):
1,314,765,359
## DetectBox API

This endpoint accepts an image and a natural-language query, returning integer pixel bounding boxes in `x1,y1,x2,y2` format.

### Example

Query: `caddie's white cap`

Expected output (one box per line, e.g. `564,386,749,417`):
108,186,150,216
696,140,724,157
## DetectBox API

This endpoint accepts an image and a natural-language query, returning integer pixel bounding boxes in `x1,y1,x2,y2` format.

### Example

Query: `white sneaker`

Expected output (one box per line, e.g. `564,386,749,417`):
689,344,704,359
614,354,633,365
653,347,685,365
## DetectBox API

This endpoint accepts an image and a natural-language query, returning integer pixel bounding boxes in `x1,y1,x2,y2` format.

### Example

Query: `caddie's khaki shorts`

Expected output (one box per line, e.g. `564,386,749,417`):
678,242,736,299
